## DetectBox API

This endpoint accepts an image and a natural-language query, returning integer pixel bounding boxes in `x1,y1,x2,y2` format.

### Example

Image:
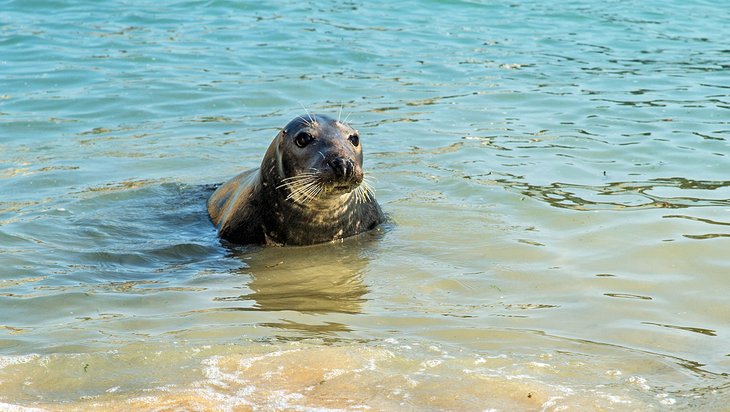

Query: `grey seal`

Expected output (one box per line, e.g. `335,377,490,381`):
207,114,385,246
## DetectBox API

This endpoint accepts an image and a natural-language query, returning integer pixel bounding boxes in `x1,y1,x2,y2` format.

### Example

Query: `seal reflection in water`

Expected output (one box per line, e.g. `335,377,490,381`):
208,114,385,246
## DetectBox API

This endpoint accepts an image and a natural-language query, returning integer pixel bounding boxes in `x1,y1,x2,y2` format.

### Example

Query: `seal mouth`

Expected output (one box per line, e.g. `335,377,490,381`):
326,174,363,193
277,171,372,205
324,182,358,195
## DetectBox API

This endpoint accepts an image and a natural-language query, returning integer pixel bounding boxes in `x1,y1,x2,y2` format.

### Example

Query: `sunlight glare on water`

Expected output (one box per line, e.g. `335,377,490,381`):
1,0,729,410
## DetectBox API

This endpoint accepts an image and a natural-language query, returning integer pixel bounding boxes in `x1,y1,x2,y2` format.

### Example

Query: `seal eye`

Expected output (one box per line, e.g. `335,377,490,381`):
348,134,360,147
294,132,314,148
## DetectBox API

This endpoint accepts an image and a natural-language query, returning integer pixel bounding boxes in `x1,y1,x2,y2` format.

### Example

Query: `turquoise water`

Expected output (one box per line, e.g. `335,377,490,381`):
2,0,729,409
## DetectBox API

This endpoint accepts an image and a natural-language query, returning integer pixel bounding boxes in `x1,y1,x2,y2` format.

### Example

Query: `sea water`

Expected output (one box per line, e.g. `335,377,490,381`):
1,0,729,410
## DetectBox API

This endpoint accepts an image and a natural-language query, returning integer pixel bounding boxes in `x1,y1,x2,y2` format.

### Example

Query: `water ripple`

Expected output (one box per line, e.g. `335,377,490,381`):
2,0,730,408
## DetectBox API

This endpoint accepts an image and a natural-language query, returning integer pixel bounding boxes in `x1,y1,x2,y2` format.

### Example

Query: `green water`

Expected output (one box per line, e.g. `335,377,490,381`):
1,0,729,410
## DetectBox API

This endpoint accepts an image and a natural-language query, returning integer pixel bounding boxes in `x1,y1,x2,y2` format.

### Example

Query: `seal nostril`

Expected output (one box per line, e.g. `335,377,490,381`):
328,158,347,178
346,159,354,179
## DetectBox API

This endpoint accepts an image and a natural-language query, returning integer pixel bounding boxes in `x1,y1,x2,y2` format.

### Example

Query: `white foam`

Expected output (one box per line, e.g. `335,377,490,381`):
323,368,347,380
420,359,443,369
353,357,378,373
0,354,39,370
237,348,301,370
627,375,651,391
266,390,304,410
600,393,632,405
540,395,565,410
427,345,447,355
657,393,676,406
0,402,48,412
201,356,246,387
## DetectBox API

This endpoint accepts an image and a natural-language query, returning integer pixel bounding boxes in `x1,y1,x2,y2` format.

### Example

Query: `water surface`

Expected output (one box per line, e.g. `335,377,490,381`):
1,0,729,410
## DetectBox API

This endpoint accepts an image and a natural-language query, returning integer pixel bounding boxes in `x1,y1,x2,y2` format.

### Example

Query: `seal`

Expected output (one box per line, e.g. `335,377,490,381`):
207,113,385,246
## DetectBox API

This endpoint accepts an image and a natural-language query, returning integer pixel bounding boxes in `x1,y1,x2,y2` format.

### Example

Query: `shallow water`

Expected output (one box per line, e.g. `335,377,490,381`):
2,0,729,410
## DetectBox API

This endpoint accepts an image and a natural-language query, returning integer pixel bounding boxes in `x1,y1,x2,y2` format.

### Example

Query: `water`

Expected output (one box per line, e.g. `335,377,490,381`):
1,0,729,409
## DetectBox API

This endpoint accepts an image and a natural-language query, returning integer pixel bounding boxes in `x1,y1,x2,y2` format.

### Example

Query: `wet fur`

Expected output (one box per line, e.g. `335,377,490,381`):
208,114,385,246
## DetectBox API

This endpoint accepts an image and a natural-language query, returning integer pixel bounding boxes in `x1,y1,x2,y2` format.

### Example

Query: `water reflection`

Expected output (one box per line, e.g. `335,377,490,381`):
478,175,730,211
642,322,717,337
215,238,378,316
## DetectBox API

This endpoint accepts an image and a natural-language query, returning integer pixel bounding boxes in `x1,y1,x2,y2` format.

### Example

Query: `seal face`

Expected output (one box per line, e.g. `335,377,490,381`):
207,114,385,246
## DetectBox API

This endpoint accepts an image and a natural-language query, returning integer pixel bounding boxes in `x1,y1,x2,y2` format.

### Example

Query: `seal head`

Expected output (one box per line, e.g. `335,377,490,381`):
273,114,366,202
208,114,385,246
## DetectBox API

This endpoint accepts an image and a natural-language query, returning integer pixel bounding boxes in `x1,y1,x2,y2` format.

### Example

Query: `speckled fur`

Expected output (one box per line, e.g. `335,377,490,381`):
208,114,385,246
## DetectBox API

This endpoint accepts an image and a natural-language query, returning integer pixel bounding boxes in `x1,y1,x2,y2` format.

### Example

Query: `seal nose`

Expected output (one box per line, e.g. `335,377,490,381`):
328,157,352,180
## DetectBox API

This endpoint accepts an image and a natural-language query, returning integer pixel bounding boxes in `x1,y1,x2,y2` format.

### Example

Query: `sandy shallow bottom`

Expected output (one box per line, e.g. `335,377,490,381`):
2,339,693,411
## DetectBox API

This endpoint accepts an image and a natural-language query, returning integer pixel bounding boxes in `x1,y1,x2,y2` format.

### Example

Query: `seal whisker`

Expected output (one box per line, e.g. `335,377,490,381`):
353,178,375,204
279,179,311,188
294,180,323,203
353,185,361,204
279,176,318,201
279,174,314,183
363,174,378,182
286,181,313,202
303,187,320,203
282,174,326,204
298,102,316,128
297,116,314,129
278,173,318,184
282,179,317,195
279,171,318,180
277,177,315,190
314,186,325,202
281,181,313,193
207,113,384,246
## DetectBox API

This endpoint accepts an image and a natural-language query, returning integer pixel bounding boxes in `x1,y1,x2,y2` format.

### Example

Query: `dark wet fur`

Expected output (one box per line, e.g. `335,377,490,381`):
207,114,385,246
